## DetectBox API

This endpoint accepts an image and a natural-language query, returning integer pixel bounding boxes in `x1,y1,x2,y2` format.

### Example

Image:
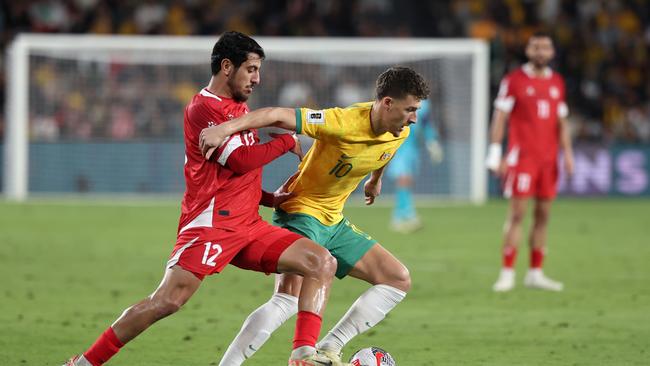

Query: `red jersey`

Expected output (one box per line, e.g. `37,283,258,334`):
177,88,263,233
494,63,568,164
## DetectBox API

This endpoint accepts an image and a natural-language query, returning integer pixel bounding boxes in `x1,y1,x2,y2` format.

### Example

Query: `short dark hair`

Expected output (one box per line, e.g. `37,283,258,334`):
529,30,554,43
375,66,430,100
211,31,265,75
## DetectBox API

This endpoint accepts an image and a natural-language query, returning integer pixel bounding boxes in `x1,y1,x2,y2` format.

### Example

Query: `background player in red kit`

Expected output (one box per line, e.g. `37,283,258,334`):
62,31,337,366
485,32,575,292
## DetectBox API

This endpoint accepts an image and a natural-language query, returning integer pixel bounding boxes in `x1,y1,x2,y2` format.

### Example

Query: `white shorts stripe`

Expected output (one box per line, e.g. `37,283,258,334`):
167,236,200,269
179,197,215,234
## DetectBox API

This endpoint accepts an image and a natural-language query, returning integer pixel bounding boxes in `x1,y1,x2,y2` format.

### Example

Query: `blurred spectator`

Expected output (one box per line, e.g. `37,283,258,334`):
0,0,647,144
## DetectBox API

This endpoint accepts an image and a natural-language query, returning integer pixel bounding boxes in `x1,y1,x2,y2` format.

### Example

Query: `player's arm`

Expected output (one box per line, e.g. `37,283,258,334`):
486,77,514,175
259,171,299,208
364,165,387,206
200,107,297,159
485,109,509,175
559,116,574,176
423,121,444,164
223,133,301,175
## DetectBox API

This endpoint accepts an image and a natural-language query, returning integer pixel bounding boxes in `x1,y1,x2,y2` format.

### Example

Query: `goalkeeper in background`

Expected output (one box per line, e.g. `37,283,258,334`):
386,99,443,233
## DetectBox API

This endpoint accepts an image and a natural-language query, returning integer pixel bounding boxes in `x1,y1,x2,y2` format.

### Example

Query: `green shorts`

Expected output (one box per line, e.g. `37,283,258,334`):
272,210,377,279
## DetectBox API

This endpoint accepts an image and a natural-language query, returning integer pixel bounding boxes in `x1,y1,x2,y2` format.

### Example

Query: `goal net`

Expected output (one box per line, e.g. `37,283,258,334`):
4,34,488,203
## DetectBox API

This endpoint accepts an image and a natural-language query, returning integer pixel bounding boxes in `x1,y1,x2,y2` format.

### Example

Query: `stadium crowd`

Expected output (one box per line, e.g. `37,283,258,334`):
0,0,648,143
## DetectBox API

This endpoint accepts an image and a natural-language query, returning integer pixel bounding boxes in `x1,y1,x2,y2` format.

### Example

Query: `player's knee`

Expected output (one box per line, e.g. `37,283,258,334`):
321,252,338,279
375,263,411,292
313,250,337,280
391,265,411,293
509,210,526,224
303,247,337,280
151,297,183,319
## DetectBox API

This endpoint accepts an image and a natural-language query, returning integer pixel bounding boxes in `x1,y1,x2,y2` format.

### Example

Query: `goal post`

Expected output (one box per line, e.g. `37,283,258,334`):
3,34,489,203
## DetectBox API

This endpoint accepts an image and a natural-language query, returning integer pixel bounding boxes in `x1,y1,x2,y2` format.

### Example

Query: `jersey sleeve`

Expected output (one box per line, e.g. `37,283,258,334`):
557,78,569,118
494,75,516,113
185,102,227,160
222,133,296,174
294,107,343,141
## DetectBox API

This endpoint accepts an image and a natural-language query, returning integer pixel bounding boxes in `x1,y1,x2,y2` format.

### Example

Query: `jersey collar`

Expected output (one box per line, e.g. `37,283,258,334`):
522,63,552,79
200,88,223,101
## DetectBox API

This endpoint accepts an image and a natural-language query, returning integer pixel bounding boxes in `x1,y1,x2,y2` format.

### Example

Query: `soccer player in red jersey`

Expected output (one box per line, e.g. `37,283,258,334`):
485,32,575,292
62,31,337,366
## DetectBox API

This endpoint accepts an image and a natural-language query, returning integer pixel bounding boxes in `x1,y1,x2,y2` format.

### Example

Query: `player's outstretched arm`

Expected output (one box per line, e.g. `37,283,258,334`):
200,107,296,158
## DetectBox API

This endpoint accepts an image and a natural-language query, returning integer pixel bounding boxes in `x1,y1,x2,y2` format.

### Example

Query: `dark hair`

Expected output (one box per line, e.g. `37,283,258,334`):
529,30,554,43
211,31,265,75
375,66,430,100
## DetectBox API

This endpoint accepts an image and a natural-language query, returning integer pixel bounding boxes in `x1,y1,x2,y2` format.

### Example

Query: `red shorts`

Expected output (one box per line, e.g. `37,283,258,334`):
167,220,302,280
503,159,558,199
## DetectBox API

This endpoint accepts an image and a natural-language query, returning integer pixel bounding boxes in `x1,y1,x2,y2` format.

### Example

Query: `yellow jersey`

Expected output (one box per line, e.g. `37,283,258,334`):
279,102,409,225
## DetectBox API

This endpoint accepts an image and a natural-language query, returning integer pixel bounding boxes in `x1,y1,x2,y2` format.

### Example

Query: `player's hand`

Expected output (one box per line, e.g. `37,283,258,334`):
277,172,299,195
364,178,382,205
426,140,444,164
564,152,575,176
498,159,508,177
199,125,230,160
271,190,294,209
270,132,303,161
485,143,502,175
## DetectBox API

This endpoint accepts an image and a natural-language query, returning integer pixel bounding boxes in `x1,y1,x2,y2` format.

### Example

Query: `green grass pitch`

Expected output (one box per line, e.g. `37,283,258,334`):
1,199,649,365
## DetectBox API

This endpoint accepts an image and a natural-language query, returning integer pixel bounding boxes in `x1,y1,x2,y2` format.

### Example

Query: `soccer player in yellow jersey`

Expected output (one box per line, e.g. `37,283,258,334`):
200,67,429,366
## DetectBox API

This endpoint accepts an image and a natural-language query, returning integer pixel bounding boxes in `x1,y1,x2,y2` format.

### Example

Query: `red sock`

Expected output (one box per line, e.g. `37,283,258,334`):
293,311,322,349
83,327,124,366
531,247,545,268
502,245,517,268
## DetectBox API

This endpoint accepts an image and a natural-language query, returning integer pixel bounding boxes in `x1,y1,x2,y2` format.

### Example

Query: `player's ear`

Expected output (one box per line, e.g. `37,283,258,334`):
382,97,393,110
221,58,233,76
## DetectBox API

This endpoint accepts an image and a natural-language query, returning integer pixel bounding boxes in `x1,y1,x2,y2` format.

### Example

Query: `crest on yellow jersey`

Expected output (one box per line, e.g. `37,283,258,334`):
379,152,392,161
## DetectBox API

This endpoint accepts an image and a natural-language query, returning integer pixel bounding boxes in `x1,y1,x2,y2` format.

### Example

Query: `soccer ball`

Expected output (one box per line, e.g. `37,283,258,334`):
348,347,396,366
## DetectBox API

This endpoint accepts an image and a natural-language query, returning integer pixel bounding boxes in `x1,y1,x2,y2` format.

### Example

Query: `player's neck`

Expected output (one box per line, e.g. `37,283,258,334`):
206,75,234,99
526,62,549,77
369,101,386,136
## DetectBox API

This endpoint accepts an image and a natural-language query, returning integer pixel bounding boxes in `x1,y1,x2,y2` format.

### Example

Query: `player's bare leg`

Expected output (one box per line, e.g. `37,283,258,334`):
276,238,337,365
524,199,563,291
111,266,201,341
64,266,201,366
493,197,528,292
315,244,409,362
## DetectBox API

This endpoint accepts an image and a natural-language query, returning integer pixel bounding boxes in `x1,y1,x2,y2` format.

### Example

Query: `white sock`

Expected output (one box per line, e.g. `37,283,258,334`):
74,356,92,366
317,284,406,352
218,293,298,366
